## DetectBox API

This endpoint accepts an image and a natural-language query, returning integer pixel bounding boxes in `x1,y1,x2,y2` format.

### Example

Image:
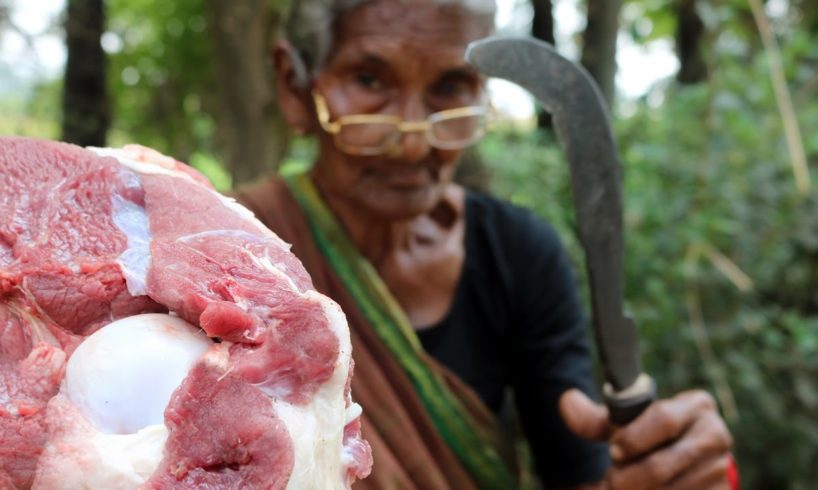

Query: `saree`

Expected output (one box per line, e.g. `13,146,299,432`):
234,172,527,489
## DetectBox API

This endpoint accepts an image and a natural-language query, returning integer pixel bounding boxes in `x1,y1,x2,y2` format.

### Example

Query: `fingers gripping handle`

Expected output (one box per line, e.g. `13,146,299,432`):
604,373,656,426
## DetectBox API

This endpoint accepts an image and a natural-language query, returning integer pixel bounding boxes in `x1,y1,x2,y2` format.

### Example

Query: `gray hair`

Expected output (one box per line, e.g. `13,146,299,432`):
285,0,496,84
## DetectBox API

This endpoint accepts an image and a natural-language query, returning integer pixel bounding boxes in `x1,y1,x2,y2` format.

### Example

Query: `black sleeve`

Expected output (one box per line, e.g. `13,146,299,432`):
506,211,609,488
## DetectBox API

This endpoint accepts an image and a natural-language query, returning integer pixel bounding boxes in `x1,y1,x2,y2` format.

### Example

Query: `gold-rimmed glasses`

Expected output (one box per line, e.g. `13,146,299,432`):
312,90,489,156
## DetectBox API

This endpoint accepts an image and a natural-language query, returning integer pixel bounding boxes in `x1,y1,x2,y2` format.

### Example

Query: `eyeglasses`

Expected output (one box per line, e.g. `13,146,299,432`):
312,90,489,156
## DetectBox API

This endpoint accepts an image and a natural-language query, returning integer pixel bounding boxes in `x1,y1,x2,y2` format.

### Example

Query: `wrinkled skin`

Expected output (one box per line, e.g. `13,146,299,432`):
274,0,487,328
274,0,735,488
561,390,734,489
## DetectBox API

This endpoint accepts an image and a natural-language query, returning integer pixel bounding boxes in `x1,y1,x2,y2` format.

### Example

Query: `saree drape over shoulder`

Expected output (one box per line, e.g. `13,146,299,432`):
233,173,528,490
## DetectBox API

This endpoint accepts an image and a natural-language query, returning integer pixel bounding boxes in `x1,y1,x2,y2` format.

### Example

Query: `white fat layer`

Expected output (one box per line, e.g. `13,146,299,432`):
33,395,169,490
111,194,152,296
339,403,364,469
81,424,169,489
64,314,211,435
87,147,198,182
37,345,232,489
280,293,353,490
344,403,362,425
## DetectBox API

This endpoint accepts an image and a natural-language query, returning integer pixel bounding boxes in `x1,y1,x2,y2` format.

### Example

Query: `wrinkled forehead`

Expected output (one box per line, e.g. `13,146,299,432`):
327,0,492,72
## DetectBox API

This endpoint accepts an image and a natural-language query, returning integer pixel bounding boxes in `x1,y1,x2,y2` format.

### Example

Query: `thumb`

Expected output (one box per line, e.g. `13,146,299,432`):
559,388,613,442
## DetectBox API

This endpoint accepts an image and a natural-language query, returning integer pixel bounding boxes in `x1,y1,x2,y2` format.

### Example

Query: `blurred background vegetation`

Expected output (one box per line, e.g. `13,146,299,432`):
1,0,816,487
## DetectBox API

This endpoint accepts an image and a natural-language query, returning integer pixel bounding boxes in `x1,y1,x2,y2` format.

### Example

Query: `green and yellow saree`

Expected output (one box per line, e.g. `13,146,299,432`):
234,172,528,489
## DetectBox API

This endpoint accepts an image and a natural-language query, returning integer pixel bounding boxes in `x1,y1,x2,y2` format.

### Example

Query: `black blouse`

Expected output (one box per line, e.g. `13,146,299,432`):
417,191,609,488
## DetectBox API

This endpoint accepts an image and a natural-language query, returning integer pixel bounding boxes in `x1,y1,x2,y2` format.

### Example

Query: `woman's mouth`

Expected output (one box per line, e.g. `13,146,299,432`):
370,166,437,189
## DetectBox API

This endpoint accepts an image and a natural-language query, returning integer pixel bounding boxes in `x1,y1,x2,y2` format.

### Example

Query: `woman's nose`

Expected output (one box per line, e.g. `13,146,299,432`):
395,98,432,163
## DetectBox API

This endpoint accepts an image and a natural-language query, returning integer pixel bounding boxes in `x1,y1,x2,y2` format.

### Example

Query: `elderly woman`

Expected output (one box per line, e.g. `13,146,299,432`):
235,0,734,488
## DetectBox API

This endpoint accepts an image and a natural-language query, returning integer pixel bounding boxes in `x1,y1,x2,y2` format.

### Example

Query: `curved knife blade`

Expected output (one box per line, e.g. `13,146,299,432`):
466,36,654,424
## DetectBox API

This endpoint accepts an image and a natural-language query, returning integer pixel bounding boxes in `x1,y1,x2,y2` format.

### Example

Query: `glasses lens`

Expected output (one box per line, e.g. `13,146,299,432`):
337,122,399,153
429,114,486,149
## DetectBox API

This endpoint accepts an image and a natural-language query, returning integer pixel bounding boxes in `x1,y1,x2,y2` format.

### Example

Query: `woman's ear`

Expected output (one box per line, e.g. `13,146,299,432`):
273,40,312,135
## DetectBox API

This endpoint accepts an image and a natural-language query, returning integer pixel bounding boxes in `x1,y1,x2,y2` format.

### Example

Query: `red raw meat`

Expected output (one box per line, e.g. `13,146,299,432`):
0,137,371,489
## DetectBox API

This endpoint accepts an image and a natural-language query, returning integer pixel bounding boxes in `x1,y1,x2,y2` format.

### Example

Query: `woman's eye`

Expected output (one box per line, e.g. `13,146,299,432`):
434,81,464,98
431,78,477,105
355,72,384,91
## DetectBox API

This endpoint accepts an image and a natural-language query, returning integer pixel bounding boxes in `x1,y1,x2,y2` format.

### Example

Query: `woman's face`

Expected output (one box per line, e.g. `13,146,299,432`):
310,0,491,220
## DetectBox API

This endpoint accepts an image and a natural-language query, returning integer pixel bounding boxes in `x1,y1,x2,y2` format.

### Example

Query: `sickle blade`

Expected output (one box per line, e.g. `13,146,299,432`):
467,36,654,424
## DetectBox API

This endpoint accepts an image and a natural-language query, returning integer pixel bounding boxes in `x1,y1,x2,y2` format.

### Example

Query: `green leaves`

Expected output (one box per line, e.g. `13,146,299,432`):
106,0,213,159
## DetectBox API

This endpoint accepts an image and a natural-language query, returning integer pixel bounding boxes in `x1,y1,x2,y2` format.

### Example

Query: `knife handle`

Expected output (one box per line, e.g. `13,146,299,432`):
604,373,656,426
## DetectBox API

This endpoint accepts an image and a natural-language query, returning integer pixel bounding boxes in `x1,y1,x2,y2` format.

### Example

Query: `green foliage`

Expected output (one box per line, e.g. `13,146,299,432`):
189,151,231,191
623,88,816,489
479,130,574,241
621,0,677,44
0,79,61,138
481,31,818,489
106,0,213,159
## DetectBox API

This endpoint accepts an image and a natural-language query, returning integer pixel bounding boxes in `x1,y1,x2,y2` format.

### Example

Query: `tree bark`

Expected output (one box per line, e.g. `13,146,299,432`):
580,0,621,108
62,0,109,146
675,0,708,84
531,0,556,45
531,0,555,128
205,0,289,186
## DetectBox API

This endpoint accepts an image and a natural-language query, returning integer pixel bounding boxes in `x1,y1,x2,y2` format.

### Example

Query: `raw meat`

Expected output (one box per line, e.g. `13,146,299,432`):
0,137,372,489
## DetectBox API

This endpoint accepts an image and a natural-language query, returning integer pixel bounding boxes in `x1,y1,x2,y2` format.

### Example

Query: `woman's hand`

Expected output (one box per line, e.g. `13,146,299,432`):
560,389,734,490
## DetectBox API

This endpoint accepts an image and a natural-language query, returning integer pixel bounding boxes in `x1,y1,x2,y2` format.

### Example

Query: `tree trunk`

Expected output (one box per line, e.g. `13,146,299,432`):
205,0,289,186
531,0,556,45
62,0,109,146
580,0,621,108
675,0,708,84
531,0,555,128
